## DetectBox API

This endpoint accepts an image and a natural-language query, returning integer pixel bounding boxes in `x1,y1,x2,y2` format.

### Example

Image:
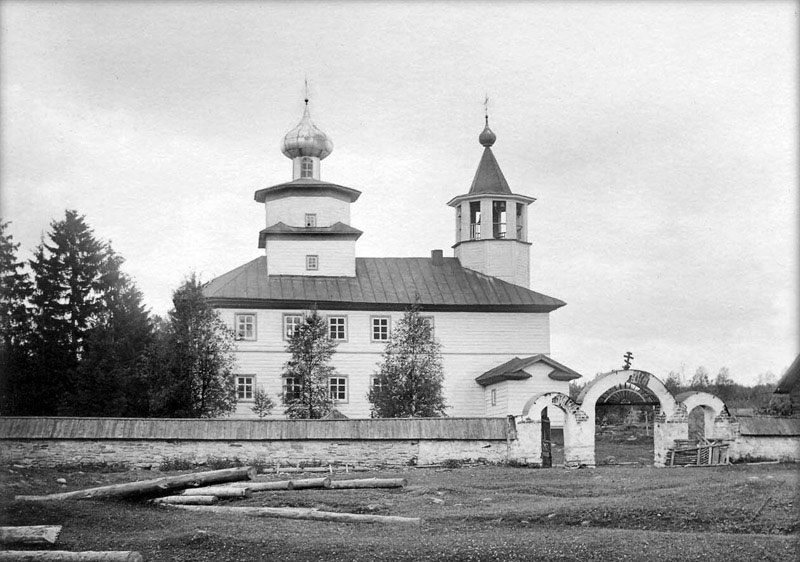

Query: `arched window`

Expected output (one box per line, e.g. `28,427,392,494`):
300,157,313,178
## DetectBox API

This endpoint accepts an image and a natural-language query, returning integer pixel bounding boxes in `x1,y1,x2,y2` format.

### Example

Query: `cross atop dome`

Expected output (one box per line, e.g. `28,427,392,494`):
281,93,333,180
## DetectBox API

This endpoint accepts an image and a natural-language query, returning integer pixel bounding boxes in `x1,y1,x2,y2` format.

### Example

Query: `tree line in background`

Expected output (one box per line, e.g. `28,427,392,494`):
568,365,784,414
1,211,448,419
0,212,237,418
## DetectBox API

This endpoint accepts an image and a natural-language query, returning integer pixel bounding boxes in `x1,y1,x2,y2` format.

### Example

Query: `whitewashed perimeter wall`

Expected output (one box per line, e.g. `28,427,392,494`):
223,309,552,419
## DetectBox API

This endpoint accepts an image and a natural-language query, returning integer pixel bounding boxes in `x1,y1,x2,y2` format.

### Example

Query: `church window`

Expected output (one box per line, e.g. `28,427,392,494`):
328,376,348,402
328,316,347,341
306,255,319,271
235,313,256,341
283,376,302,401
283,314,303,340
371,376,383,393
420,315,434,335
236,375,254,401
371,316,390,342
300,157,313,178
469,202,481,240
491,388,497,407
492,201,507,239
304,213,317,228
456,206,462,243
516,203,525,241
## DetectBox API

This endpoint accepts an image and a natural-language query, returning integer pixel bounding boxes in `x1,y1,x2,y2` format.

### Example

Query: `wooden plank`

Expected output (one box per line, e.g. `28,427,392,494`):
0,526,62,545
164,505,421,525
0,552,143,561
15,467,256,502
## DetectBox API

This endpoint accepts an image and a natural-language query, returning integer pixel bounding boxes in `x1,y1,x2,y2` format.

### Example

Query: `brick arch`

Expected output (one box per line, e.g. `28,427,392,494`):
575,369,686,467
676,391,729,440
517,392,593,467
521,392,588,423
577,369,680,421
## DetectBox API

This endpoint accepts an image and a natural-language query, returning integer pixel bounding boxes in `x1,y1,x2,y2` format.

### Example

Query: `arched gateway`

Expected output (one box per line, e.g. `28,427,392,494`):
512,369,731,467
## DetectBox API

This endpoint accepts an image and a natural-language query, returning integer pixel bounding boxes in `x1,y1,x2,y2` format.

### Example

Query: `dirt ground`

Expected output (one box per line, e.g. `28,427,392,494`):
1,456,798,562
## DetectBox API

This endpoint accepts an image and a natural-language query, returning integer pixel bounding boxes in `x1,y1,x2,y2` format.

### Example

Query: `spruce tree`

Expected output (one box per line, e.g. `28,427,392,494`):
0,221,33,414
27,211,108,414
70,248,154,416
369,304,447,418
148,274,237,418
281,310,336,419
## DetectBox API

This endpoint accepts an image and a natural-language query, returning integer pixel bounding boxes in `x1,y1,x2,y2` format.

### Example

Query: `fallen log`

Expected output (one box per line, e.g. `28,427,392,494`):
290,477,331,489
181,486,250,498
329,478,407,489
15,466,256,502
266,466,370,473
0,551,142,561
165,504,421,525
229,480,294,491
152,495,218,505
0,526,62,545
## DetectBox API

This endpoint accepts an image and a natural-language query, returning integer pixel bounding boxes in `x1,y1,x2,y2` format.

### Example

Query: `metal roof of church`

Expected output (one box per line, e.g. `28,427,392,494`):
203,256,566,313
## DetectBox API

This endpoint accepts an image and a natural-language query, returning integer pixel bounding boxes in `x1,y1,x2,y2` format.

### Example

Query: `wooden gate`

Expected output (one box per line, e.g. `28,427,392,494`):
541,408,552,467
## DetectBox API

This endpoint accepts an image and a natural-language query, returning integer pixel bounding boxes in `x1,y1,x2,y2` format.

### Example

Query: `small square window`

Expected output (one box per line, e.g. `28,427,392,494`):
305,213,317,228
329,376,348,402
235,313,256,341
283,314,303,340
283,376,302,401
306,255,319,271
237,375,254,401
371,316,390,342
328,316,347,341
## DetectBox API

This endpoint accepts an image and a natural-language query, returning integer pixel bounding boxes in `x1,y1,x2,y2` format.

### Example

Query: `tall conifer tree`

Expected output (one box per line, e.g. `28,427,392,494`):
369,304,447,418
281,310,336,419
0,221,33,414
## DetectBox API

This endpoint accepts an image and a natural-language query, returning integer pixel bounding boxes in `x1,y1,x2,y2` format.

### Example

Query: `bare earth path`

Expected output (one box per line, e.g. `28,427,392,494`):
1,463,797,561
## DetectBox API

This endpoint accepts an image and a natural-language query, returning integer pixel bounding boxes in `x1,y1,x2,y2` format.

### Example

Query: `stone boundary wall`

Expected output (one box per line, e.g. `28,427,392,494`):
0,417,514,469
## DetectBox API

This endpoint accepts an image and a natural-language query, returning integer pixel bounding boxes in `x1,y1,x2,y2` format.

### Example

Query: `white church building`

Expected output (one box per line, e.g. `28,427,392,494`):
203,100,581,419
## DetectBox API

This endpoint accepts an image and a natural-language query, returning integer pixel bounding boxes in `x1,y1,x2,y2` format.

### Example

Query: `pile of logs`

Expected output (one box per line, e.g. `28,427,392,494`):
7,466,417,560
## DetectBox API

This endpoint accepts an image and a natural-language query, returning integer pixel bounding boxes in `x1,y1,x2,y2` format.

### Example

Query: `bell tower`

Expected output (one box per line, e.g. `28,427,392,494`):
447,113,535,288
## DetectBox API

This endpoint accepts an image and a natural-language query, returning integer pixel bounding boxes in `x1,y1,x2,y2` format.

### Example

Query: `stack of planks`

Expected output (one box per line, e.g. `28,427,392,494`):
667,439,730,466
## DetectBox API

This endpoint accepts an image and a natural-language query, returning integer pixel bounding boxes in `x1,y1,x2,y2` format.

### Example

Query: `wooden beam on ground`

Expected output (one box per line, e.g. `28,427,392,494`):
0,526,62,545
181,486,250,498
165,505,421,525
290,477,331,489
229,480,294,491
14,466,256,502
328,478,407,489
0,551,143,561
151,495,218,505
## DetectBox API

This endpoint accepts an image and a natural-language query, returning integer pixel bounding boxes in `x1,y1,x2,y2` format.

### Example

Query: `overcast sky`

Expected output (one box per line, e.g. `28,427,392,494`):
1,1,797,385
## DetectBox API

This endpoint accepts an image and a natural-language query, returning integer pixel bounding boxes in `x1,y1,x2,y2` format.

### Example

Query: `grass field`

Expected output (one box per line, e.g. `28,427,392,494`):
1,457,798,562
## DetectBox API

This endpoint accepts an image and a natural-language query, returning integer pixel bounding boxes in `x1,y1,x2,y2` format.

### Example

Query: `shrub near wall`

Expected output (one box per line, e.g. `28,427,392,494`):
0,417,512,469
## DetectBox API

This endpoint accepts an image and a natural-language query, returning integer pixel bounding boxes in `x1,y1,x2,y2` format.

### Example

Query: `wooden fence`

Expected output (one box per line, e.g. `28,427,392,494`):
0,417,511,441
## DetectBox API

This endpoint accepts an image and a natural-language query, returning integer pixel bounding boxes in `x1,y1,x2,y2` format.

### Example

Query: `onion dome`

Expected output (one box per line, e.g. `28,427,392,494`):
478,116,496,147
281,101,333,160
